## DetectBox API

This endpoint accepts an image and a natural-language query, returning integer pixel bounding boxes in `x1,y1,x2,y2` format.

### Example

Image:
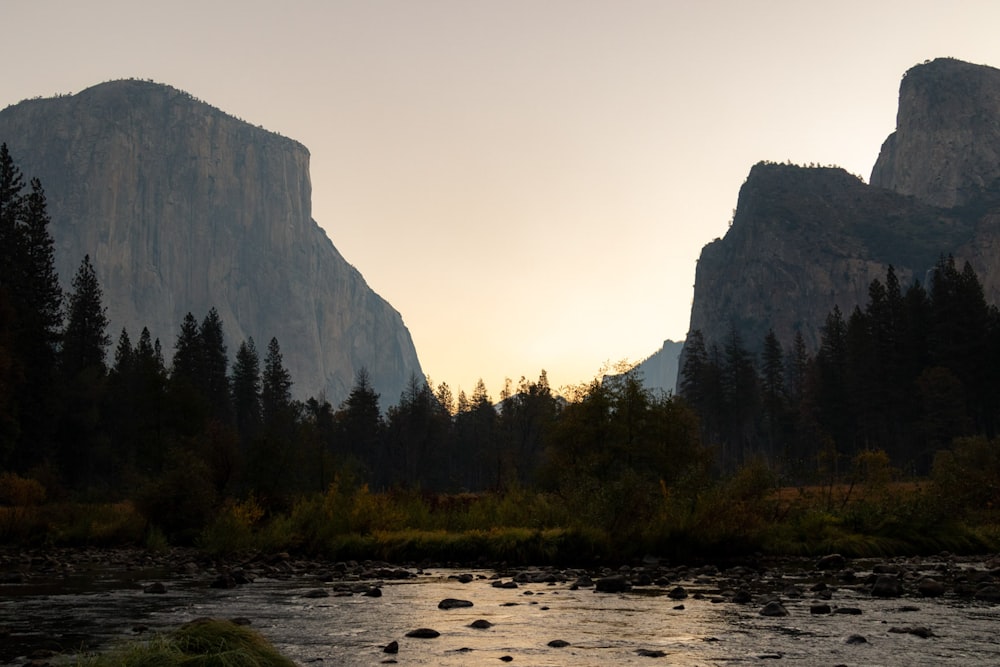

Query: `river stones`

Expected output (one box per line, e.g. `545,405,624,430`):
636,648,667,657
438,598,473,609
303,588,329,598
732,589,753,604
547,639,570,647
595,574,631,593
810,603,831,614
759,601,789,617
889,626,935,638
405,628,440,638
834,606,863,615
917,578,946,597
469,619,493,629
143,582,167,594
492,579,518,589
871,575,902,597
845,634,868,644
383,640,399,653
816,553,847,570
974,585,1000,602
363,587,383,597
667,586,688,600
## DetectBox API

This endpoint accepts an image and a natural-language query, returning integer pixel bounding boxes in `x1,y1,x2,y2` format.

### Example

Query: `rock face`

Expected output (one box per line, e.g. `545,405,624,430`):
684,58,1000,361
632,339,684,395
0,80,422,404
871,58,1000,209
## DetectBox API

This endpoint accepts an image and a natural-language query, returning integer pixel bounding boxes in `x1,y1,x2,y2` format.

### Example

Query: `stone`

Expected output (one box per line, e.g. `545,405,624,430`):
595,575,631,593
871,575,902,598
667,586,688,600
303,588,329,598
834,607,863,615
917,578,946,597
405,628,440,638
810,603,831,614
469,619,493,629
974,585,1000,602
383,640,399,654
143,582,167,594
889,626,935,638
547,640,570,647
816,554,846,570
845,634,868,645
759,601,789,617
636,648,667,657
438,598,473,610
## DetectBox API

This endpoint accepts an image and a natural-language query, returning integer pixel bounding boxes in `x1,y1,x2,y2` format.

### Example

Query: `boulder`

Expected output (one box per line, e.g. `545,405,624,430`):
871,575,902,598
759,601,789,617
438,598,473,610
595,575,631,593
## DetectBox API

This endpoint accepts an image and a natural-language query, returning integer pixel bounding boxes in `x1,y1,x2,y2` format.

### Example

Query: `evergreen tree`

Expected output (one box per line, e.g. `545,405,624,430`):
231,338,262,448
262,337,293,428
199,308,231,424
56,255,111,487
0,150,63,470
336,368,382,480
760,329,787,463
168,312,209,435
60,255,110,378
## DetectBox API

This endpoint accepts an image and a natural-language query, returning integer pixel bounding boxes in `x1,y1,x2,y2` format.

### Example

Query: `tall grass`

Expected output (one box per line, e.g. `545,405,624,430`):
81,618,295,667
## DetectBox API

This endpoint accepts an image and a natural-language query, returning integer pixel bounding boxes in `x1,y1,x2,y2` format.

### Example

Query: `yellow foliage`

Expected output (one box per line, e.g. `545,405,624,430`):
0,472,46,506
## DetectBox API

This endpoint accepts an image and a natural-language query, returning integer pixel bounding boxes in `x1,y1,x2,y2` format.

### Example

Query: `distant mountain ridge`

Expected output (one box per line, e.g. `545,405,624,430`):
684,58,1000,364
0,79,423,405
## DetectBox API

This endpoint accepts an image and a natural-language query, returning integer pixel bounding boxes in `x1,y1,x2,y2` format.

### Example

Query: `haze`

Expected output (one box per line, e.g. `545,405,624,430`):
6,0,1000,399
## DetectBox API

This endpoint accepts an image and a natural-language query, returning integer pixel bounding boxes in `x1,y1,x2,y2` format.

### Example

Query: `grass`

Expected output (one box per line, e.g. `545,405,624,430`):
81,618,295,667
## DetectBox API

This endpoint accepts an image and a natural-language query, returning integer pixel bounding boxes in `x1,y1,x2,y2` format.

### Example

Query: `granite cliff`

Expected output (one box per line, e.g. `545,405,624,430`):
0,79,423,405
685,58,1000,361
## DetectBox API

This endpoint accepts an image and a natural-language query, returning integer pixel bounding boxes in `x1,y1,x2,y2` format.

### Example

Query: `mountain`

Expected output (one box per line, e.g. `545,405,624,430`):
0,79,423,406
684,58,1000,364
631,339,684,395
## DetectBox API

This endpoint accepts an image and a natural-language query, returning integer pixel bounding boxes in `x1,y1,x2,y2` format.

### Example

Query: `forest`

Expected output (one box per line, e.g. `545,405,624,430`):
3,142,1000,563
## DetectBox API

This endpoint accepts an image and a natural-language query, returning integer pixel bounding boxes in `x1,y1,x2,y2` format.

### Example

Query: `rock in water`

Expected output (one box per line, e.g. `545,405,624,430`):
438,598,474,610
0,80,422,405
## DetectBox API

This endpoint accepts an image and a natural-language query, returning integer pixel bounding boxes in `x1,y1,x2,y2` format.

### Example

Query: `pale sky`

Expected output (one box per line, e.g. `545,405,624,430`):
5,1,1000,400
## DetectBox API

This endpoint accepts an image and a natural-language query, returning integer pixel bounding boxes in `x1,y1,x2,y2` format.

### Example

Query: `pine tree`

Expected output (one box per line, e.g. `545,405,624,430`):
0,150,63,470
199,308,231,424
56,255,111,488
262,337,293,428
231,338,262,447
336,367,382,477
61,255,110,378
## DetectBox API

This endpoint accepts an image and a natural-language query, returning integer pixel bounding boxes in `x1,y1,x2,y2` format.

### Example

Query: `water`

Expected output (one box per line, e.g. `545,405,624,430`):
3,558,1000,665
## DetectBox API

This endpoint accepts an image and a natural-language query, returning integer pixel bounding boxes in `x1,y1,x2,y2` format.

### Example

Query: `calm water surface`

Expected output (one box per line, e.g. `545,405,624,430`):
3,563,1000,665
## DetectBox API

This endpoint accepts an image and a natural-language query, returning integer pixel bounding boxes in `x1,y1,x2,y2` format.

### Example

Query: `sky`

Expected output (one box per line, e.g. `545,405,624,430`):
6,1,1000,399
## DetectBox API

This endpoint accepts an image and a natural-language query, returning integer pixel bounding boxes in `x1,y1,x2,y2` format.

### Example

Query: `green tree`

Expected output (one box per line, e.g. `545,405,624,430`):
336,368,382,481
56,255,111,488
199,308,231,425
0,156,63,470
231,338,262,449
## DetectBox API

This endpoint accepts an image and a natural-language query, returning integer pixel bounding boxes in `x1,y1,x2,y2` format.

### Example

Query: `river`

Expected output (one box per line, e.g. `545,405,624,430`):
3,552,1000,665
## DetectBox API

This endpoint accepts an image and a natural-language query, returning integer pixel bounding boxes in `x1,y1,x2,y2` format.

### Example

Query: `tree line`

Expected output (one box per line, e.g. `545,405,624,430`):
680,258,1000,479
0,144,709,541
